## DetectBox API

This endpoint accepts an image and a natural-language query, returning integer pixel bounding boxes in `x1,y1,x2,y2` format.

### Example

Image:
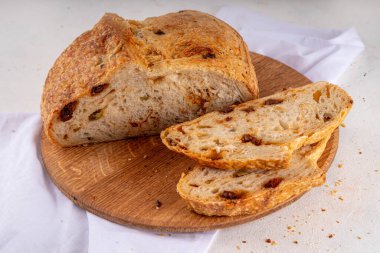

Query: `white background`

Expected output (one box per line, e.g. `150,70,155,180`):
0,1,379,252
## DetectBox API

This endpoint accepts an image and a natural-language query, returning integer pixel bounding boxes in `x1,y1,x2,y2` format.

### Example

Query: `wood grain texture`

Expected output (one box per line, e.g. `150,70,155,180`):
40,53,339,232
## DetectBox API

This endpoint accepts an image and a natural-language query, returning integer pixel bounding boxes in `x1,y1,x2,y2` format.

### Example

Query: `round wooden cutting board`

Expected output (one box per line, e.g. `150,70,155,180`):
41,53,339,232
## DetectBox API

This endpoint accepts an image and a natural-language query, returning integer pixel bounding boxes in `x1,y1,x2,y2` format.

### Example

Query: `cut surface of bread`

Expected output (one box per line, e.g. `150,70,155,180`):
177,137,330,216
41,11,258,147
161,82,352,170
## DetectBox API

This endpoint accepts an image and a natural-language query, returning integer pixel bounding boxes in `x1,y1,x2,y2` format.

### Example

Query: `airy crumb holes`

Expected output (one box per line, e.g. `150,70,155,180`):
233,169,252,177
88,109,103,121
220,191,239,200
177,126,186,134
166,138,177,146
208,149,222,160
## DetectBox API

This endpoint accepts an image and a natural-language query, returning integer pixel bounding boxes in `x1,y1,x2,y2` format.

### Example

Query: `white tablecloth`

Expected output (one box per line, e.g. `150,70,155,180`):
0,6,364,253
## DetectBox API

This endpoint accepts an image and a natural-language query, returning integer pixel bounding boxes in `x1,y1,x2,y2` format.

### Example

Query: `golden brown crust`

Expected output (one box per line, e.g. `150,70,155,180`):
178,173,325,216
177,149,291,170
41,11,258,143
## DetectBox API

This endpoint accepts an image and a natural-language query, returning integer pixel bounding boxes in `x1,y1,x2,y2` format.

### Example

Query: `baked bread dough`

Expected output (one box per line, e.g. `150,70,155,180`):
161,82,352,170
177,137,329,216
41,10,258,146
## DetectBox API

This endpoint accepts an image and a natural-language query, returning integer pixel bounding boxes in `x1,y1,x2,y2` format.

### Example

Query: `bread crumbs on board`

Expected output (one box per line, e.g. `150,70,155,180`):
338,164,343,169
155,200,162,209
287,225,297,233
328,234,335,238
334,180,343,187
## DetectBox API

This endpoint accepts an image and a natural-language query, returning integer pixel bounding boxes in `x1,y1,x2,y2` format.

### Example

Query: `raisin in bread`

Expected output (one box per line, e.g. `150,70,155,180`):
161,82,352,170
41,11,258,147
177,137,330,216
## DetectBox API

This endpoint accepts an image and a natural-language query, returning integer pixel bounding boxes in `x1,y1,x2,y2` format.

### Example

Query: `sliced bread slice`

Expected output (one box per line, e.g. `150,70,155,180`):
161,82,352,170
177,137,329,216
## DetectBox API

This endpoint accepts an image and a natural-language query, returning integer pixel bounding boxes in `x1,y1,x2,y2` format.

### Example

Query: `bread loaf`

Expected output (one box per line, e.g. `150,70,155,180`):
177,137,330,216
161,82,352,170
41,11,258,146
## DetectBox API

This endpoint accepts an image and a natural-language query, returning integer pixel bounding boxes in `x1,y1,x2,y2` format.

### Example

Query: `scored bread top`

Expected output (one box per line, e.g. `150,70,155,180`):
41,10,258,137
177,137,330,216
161,82,353,170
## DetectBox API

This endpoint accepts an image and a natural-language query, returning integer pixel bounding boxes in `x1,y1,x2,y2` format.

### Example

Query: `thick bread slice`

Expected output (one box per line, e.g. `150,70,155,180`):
161,82,352,170
41,11,258,147
177,137,330,216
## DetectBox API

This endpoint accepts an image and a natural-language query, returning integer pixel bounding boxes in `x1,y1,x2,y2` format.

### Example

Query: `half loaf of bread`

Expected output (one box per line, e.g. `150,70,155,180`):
41,11,258,146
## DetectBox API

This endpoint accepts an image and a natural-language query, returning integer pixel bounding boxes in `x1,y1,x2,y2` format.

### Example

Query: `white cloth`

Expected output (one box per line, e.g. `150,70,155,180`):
0,114,214,253
0,7,364,253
